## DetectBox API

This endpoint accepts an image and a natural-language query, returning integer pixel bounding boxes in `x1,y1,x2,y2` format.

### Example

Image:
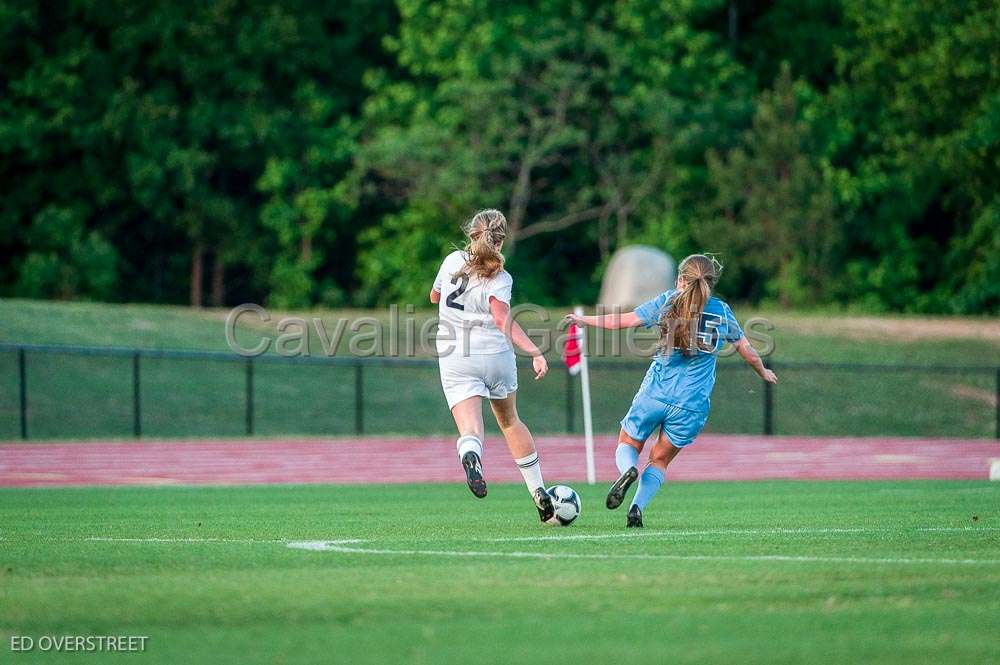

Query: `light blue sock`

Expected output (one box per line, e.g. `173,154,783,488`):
631,466,665,511
615,444,639,474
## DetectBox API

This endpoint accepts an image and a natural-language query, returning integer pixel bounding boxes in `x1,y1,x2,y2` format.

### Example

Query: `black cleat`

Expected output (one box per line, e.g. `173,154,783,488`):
606,466,639,510
462,451,487,498
533,487,555,523
626,505,643,528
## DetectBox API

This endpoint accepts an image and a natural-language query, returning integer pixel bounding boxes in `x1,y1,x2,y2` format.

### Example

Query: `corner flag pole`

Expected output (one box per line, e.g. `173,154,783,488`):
574,306,596,485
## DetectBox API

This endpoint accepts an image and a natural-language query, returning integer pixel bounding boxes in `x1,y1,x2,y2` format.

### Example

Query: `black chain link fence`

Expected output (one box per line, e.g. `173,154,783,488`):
1,343,997,440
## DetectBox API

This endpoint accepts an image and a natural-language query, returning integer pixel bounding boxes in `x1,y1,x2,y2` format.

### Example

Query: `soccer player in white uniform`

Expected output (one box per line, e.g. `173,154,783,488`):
430,209,555,523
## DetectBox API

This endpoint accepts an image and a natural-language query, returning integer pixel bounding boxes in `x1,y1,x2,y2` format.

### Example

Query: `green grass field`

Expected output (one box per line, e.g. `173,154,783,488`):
1,480,998,664
1,299,998,440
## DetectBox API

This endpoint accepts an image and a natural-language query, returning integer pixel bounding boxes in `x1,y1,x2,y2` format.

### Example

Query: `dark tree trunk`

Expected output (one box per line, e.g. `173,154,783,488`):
190,242,204,308
210,251,225,307
616,208,628,247
598,213,610,261
728,0,738,44
300,235,312,264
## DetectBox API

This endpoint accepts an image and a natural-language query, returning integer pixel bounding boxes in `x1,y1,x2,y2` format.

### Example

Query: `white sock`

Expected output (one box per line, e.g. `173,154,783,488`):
514,452,544,494
457,435,483,461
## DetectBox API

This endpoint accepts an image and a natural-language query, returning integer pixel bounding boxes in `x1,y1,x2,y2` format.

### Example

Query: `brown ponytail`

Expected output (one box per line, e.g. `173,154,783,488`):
659,254,722,354
461,209,507,279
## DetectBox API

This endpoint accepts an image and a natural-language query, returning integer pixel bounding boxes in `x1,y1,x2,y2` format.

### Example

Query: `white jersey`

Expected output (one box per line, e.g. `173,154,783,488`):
433,250,513,356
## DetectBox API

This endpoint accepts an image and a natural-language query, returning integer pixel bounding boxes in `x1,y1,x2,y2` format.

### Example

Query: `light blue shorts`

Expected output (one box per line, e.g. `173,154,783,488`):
620,392,708,447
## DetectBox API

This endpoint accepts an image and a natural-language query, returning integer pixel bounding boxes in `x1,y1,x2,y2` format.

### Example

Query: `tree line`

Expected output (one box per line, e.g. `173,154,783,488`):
1,0,997,313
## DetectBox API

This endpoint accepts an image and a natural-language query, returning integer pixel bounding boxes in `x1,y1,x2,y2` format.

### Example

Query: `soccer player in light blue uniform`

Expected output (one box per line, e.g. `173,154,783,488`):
565,254,777,527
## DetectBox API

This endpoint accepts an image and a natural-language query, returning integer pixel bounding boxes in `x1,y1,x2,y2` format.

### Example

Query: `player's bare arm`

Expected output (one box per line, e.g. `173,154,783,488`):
733,336,777,384
429,288,441,304
562,311,642,329
490,296,547,380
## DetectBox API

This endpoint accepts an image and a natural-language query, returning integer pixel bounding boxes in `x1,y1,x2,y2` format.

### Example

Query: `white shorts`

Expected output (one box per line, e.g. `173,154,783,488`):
438,350,518,409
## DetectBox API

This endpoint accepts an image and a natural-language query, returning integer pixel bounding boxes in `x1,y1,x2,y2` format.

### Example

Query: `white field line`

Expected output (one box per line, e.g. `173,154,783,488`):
286,540,1000,566
69,525,999,546
53,529,1000,566
84,536,285,544
487,526,1000,542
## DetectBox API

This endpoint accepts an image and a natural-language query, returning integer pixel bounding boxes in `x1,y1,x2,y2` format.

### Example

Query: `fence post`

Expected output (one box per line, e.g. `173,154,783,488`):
565,368,575,433
354,362,364,435
763,361,774,436
132,352,141,438
18,347,27,440
245,359,254,436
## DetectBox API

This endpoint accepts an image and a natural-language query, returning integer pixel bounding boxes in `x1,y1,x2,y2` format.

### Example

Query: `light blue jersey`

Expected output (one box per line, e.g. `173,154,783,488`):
620,290,744,445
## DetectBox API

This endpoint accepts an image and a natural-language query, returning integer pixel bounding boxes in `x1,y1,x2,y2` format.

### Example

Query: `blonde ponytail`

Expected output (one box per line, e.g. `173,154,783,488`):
659,254,722,354
461,209,507,279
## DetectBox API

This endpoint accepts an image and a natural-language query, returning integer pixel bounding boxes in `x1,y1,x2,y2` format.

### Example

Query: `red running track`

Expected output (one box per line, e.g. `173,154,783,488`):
0,435,997,488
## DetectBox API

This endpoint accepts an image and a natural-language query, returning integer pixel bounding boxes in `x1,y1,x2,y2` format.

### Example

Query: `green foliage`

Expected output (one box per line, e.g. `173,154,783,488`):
829,0,1000,313
699,66,839,306
0,0,394,305
352,0,750,304
0,0,996,312
15,206,118,299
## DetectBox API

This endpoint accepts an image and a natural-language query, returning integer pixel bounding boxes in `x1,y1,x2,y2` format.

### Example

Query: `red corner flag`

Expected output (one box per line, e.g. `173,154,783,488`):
563,323,582,375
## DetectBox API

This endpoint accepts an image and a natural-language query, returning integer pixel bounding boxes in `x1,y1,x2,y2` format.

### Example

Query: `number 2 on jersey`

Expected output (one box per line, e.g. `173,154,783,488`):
446,274,470,311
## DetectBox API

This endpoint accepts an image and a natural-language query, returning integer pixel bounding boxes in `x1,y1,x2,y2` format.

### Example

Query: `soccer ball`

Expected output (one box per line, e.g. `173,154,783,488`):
544,485,581,526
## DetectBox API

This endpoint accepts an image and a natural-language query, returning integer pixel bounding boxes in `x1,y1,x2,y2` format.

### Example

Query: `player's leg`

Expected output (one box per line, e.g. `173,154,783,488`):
607,384,661,510
451,395,488,497
605,429,644,509
488,392,539,478
489,393,554,522
627,429,683,528
440,352,491,498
